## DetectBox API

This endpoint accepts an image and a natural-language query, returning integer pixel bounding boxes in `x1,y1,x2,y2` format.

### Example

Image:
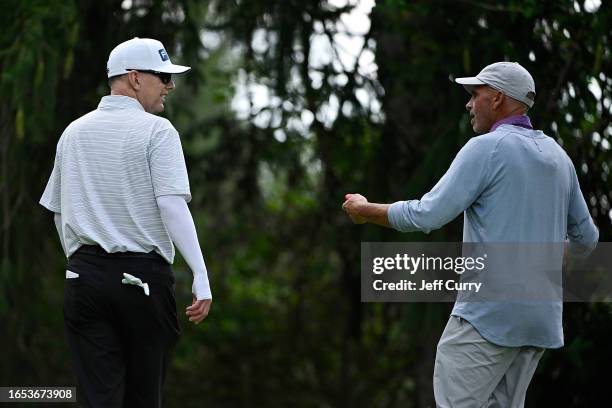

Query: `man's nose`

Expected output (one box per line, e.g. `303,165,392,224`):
166,80,176,90
465,100,472,111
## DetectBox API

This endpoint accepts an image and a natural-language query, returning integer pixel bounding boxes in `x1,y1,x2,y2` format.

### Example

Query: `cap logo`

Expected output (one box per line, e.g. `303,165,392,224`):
526,91,535,101
158,49,169,61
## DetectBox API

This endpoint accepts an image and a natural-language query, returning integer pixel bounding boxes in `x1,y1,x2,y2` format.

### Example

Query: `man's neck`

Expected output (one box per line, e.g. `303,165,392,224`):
490,114,532,132
110,85,138,100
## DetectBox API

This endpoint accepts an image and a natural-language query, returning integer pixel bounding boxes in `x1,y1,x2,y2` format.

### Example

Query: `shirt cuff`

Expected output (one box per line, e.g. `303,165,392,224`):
39,198,61,213
155,191,192,203
388,200,416,232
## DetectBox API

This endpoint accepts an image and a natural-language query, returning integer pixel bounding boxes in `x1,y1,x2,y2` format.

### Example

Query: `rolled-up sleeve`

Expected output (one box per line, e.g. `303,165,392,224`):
388,200,431,232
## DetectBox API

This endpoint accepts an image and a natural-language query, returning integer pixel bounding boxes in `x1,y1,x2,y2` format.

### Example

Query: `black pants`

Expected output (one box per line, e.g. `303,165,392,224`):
64,245,180,408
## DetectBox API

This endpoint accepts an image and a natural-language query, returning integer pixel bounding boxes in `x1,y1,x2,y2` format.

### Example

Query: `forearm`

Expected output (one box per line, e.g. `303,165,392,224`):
156,195,211,300
359,203,392,227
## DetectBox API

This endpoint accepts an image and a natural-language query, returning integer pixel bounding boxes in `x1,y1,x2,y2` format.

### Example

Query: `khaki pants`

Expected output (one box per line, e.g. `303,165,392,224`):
434,316,544,408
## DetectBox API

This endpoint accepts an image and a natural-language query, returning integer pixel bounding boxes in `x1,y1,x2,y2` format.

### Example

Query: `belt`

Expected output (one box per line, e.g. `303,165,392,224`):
75,245,165,261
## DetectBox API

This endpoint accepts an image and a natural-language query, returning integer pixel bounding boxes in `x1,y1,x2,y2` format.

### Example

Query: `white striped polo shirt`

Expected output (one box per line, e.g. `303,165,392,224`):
40,95,191,263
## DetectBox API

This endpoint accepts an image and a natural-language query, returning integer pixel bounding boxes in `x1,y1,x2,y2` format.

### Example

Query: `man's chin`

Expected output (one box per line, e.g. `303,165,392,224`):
152,103,165,114
473,124,488,134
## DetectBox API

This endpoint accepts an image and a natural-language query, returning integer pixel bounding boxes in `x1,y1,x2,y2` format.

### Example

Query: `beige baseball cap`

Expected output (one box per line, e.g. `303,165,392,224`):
455,62,536,108
107,37,191,78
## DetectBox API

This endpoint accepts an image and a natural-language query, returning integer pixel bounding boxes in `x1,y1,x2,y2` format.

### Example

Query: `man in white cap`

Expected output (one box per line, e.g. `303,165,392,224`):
40,37,212,407
342,62,598,407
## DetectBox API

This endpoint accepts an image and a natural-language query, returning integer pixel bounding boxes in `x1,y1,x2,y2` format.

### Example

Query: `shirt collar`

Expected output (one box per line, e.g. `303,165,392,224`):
98,95,145,112
491,115,533,132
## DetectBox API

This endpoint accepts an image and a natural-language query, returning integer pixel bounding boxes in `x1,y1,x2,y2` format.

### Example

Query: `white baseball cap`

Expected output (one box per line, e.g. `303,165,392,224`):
107,37,191,78
455,62,536,108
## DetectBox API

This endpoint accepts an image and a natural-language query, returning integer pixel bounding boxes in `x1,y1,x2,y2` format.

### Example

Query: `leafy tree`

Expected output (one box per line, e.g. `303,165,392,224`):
1,0,610,406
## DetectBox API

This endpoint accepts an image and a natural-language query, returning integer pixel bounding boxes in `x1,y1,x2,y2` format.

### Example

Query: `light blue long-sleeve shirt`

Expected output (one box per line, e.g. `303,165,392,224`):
387,123,599,348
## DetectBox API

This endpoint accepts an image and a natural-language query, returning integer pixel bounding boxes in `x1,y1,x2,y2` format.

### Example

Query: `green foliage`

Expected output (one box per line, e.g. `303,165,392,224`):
1,0,610,406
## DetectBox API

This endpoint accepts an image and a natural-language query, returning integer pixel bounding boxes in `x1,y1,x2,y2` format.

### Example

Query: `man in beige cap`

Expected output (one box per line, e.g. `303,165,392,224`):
40,37,212,407
342,62,598,407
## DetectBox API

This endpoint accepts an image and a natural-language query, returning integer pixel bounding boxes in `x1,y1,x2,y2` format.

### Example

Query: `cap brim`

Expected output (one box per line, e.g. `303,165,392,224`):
151,64,191,74
455,76,486,94
454,76,485,86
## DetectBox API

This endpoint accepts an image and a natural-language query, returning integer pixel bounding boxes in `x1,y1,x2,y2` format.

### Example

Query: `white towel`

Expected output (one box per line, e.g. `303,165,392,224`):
121,273,150,296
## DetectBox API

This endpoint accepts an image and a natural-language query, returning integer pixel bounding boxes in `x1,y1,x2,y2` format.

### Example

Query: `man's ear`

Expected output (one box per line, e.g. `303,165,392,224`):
127,71,141,90
492,91,504,110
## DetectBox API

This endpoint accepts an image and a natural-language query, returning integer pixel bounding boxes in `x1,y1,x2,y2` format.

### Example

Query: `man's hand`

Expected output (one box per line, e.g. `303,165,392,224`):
186,297,212,324
342,193,368,224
